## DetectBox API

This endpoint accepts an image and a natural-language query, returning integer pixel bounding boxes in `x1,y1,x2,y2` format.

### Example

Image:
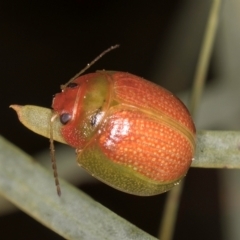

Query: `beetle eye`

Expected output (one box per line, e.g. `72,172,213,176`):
60,113,72,125
66,82,78,88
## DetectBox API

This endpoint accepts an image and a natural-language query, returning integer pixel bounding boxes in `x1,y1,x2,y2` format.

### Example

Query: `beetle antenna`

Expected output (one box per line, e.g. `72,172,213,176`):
50,112,61,196
61,44,120,89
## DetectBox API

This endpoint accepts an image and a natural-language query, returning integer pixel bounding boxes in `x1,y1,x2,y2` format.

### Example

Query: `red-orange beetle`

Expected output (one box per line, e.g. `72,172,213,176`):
52,70,196,196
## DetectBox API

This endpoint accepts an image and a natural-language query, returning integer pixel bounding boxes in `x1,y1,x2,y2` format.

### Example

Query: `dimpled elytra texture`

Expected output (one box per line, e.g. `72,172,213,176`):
99,109,194,182
112,72,195,134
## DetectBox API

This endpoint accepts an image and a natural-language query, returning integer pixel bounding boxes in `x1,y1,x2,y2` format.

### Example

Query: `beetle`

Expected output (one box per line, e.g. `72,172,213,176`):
50,45,196,196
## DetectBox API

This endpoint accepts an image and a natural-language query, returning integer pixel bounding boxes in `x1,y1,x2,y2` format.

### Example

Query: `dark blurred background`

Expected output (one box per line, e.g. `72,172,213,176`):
0,0,222,239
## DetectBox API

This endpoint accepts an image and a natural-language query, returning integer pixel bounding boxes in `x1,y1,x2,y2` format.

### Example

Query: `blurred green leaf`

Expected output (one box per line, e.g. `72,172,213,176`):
10,105,240,169
0,136,157,240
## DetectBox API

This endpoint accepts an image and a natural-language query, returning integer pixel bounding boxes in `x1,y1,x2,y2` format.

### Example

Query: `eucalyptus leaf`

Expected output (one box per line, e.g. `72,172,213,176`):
0,136,157,240
192,131,240,169
10,105,240,169
10,105,66,144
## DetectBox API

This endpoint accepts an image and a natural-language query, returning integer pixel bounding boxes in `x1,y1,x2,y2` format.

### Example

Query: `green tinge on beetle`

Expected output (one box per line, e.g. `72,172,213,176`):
77,143,180,196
